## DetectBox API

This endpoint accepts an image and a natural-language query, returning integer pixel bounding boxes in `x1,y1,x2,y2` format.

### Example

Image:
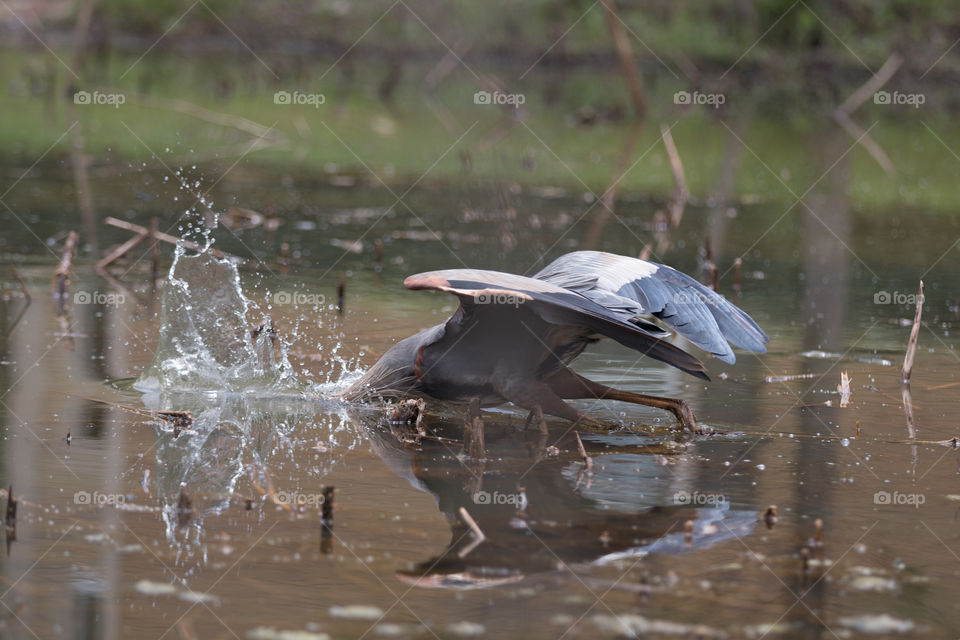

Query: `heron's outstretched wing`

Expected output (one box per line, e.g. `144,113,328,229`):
403,269,708,379
534,251,768,364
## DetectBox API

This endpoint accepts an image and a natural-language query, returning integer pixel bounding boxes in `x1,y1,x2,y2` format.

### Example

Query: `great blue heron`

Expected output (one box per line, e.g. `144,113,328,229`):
343,251,768,430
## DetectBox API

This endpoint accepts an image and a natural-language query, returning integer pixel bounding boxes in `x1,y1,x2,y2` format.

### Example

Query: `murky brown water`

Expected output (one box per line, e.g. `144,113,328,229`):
1,166,960,639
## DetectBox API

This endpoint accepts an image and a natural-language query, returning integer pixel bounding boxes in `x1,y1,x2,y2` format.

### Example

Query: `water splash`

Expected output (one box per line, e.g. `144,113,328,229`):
135,248,302,393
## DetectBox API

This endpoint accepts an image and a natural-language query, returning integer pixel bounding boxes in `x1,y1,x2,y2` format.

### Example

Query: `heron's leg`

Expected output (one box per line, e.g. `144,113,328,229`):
523,405,548,436
543,368,699,432
494,380,603,428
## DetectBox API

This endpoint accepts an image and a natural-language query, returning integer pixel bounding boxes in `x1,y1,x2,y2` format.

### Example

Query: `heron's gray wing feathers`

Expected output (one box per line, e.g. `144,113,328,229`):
534,251,769,364
404,269,708,379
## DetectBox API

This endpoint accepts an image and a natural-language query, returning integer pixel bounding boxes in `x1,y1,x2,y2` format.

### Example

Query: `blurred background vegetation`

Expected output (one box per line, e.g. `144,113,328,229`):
1,0,960,214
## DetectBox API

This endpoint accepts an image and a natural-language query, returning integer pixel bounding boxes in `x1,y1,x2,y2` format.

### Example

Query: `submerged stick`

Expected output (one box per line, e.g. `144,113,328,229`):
901,281,924,383
320,486,335,554
9,265,30,303
762,505,778,530
277,242,291,273
374,239,383,274
463,398,486,460
176,489,192,527
4,485,15,553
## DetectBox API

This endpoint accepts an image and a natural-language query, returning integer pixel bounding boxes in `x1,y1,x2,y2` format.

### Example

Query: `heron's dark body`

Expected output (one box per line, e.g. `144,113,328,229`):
342,251,768,427
351,304,594,406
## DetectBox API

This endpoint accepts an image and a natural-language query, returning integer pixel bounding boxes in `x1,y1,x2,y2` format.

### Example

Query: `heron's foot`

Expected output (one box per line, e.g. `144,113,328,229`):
670,400,699,434
523,405,549,436
574,414,606,430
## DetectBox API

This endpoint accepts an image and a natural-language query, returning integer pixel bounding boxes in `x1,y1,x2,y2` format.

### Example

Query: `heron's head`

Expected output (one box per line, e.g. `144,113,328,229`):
341,328,435,402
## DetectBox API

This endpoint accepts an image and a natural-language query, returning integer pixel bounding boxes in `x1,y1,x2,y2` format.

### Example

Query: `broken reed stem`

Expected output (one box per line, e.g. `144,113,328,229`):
836,53,903,117
96,228,148,270
457,506,486,558
834,53,902,178
103,217,238,262
458,506,485,542
575,431,594,474
337,273,345,315
660,123,689,228
150,217,160,285
599,0,646,120
901,280,924,384
52,230,79,306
